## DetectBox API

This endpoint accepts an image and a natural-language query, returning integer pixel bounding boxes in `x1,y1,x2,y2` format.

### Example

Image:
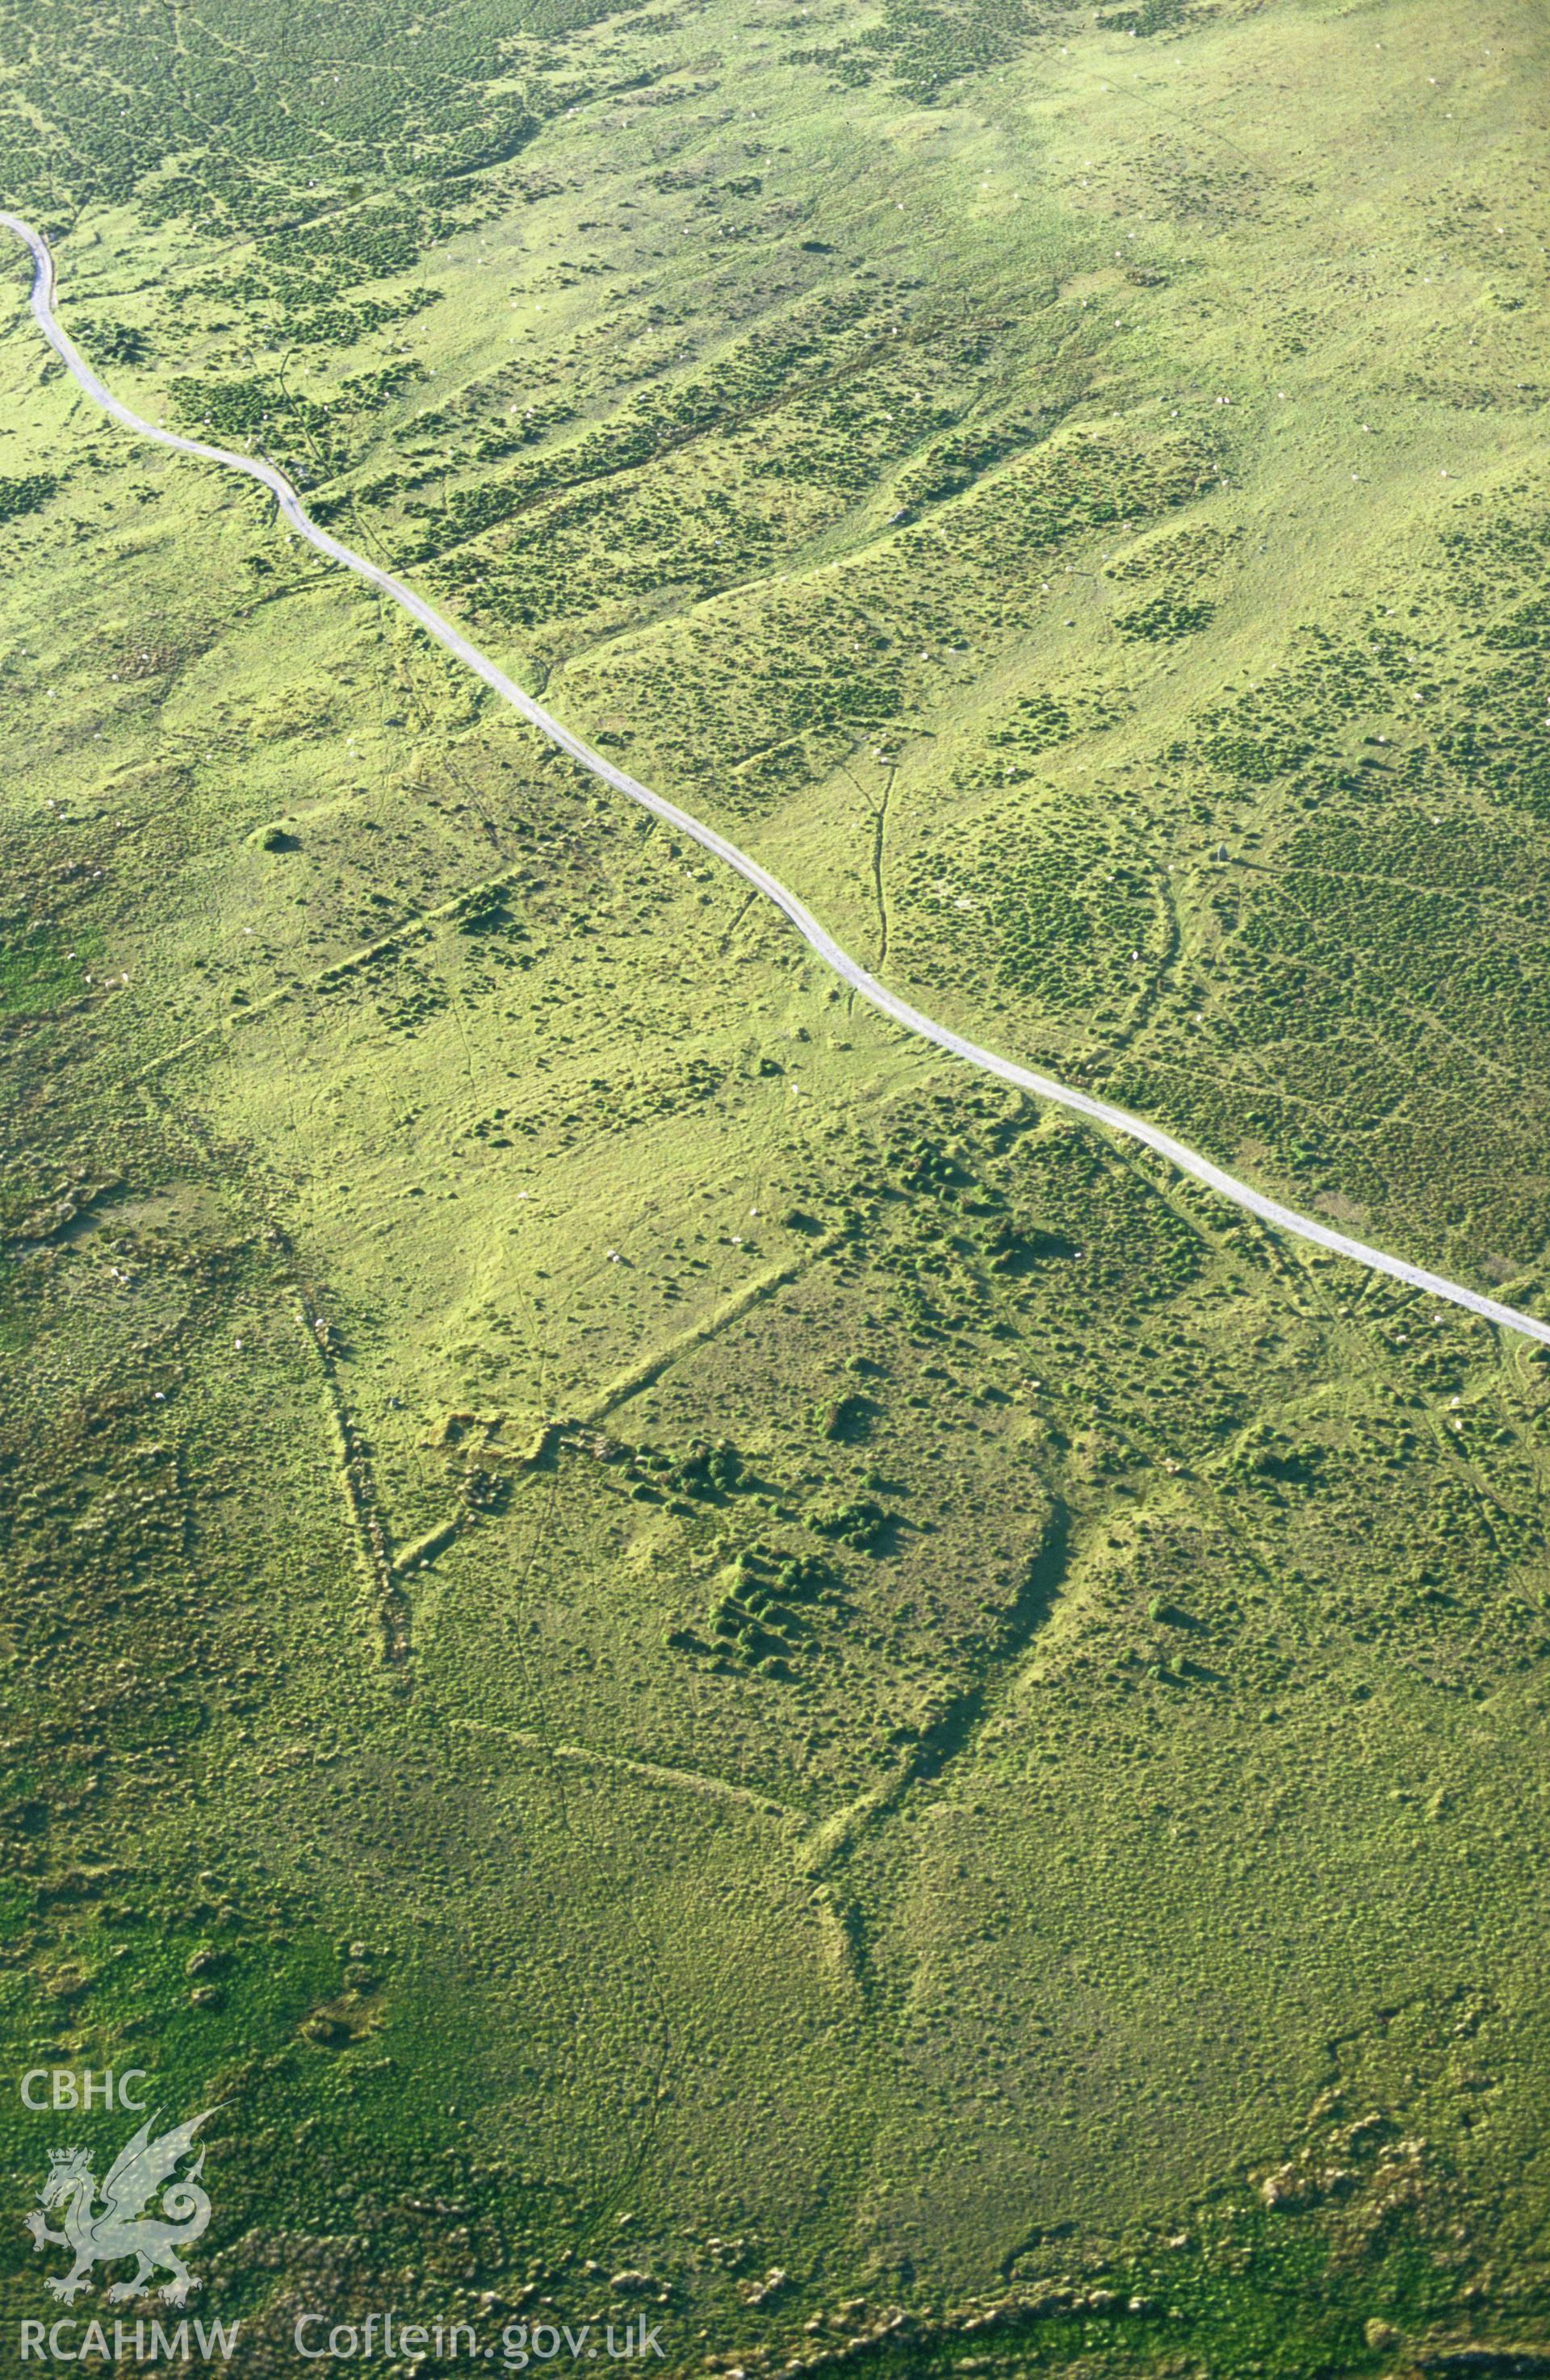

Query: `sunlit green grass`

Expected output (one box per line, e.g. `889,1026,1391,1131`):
2,0,1548,2365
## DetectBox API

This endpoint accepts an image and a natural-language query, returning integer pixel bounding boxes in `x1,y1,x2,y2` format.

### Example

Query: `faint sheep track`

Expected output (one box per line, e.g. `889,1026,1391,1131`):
8,208,1550,1351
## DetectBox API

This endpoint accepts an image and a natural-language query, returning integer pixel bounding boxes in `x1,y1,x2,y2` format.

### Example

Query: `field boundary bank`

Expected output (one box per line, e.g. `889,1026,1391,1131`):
6,209,1548,1349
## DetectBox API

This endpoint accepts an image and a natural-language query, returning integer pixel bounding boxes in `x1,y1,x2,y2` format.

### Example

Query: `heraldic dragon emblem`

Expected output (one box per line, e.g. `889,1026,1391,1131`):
25,2107,216,2307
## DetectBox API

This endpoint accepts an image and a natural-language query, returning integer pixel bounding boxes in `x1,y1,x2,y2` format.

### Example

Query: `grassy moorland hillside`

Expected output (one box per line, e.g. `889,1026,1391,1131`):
2,0,1550,2370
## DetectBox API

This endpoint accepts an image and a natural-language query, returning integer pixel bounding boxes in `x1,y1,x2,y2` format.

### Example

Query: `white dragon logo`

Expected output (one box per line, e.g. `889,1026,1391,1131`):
25,2107,216,2307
